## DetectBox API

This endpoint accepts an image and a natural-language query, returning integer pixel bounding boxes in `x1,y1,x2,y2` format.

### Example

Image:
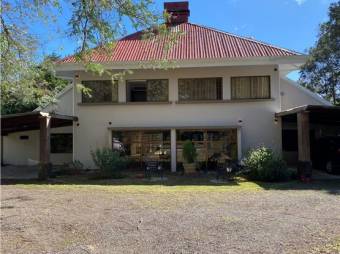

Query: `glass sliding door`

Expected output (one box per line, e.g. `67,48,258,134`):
176,128,238,169
112,130,171,169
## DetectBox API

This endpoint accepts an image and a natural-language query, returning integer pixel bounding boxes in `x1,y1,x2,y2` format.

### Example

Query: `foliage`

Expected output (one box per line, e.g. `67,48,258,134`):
91,147,128,178
182,140,197,164
1,55,68,114
299,1,340,105
244,146,290,182
1,0,173,114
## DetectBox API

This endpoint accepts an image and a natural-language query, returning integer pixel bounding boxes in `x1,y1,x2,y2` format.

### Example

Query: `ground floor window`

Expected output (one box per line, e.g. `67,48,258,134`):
176,129,238,168
112,130,171,168
51,134,73,153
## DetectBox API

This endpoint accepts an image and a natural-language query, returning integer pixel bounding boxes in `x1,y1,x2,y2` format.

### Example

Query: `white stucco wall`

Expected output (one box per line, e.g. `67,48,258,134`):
3,126,73,165
73,65,283,168
3,85,74,166
40,85,74,115
280,77,330,110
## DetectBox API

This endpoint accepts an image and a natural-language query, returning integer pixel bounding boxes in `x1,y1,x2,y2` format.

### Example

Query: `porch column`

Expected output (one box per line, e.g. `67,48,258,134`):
297,111,312,178
39,115,51,180
170,128,177,172
237,128,242,161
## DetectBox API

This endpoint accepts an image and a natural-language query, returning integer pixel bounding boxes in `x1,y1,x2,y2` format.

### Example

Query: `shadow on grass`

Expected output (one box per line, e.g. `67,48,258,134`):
256,179,340,195
1,171,339,195
1,173,240,187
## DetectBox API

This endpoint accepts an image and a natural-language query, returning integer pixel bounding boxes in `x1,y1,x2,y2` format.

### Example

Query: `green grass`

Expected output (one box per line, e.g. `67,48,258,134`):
16,178,264,193
9,172,339,195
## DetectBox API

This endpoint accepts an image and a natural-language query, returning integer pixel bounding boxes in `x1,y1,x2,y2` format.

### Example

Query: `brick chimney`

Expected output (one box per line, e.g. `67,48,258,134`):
164,1,190,25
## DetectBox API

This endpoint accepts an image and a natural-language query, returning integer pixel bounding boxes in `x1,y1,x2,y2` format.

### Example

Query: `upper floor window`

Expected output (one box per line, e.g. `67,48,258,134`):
82,80,118,103
231,76,270,99
126,79,168,102
178,77,222,101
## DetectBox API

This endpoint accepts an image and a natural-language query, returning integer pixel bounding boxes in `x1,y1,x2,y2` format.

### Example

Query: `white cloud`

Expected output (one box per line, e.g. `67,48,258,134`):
295,0,307,5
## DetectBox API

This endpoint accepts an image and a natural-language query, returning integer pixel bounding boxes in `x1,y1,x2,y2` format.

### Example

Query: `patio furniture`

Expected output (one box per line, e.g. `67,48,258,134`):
144,160,163,179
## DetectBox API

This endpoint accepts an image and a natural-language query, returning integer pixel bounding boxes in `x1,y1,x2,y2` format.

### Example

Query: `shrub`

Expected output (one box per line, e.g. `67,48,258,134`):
182,140,197,163
244,146,290,182
91,147,128,178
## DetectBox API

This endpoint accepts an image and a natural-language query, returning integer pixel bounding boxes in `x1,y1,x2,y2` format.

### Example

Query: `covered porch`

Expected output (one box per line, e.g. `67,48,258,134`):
110,127,242,173
1,111,78,179
276,105,340,178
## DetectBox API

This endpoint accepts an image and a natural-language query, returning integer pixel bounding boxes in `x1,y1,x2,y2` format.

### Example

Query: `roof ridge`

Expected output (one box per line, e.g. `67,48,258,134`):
186,22,303,56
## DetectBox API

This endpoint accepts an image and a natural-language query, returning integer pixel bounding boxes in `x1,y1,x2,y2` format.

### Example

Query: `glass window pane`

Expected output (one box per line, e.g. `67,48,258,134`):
147,80,169,101
231,76,270,99
176,129,238,164
51,134,72,153
82,80,118,103
127,80,168,102
178,78,222,101
112,130,171,168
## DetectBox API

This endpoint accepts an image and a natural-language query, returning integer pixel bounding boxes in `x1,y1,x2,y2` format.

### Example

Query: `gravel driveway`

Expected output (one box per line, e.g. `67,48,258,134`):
1,179,340,254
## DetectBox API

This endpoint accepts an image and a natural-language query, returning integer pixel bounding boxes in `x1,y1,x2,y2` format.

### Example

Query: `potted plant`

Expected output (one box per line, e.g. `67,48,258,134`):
182,140,197,173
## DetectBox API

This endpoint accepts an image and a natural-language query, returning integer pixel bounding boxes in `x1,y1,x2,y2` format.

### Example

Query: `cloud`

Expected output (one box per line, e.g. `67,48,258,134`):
295,0,307,5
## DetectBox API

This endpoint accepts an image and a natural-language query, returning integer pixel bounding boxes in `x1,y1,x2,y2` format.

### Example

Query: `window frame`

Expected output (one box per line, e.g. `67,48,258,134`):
178,77,223,101
81,80,118,103
50,133,73,154
126,79,169,102
230,75,271,100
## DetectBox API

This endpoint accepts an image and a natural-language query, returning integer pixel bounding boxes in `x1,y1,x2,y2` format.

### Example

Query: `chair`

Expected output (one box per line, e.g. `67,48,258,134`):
144,160,163,178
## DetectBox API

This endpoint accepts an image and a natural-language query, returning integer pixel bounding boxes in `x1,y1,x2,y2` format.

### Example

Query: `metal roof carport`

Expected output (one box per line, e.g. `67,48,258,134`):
1,111,78,179
276,105,340,179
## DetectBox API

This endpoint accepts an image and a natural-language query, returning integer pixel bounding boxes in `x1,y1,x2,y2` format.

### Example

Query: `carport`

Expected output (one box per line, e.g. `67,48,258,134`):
1,111,78,179
276,105,340,178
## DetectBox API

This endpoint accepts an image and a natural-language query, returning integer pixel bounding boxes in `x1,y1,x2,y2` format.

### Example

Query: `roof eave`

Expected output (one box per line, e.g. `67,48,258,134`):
55,55,307,75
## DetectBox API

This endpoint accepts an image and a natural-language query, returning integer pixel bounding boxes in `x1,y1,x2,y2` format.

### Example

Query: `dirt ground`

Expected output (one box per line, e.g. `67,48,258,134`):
1,178,340,254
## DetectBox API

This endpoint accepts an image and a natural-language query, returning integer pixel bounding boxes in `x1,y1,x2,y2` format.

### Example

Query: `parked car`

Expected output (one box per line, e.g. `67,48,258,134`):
312,136,340,174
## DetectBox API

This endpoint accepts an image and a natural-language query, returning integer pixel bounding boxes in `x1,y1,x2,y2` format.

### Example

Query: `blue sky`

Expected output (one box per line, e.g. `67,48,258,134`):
34,0,334,80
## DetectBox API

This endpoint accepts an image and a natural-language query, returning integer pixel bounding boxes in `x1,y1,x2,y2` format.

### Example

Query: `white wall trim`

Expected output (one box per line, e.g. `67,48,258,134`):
55,56,307,74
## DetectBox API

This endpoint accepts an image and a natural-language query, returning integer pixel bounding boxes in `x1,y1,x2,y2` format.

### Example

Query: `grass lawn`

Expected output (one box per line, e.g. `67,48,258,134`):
1,174,340,254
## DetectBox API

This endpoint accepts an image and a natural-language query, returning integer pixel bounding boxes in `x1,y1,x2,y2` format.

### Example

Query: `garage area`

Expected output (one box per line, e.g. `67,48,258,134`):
1,111,77,179
277,105,340,177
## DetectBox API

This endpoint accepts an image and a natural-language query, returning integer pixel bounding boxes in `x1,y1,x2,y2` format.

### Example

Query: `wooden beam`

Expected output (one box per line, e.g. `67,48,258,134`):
297,111,312,179
297,111,310,161
39,116,51,180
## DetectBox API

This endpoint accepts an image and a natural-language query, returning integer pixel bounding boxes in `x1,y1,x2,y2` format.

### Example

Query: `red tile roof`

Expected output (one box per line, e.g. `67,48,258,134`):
60,23,300,64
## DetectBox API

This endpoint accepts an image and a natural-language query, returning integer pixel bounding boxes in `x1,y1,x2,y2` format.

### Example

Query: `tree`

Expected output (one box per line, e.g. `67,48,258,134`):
299,1,340,105
1,54,68,114
1,0,165,114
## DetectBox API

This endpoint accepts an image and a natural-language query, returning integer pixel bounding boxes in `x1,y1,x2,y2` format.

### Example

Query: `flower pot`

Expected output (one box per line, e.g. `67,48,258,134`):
183,163,196,174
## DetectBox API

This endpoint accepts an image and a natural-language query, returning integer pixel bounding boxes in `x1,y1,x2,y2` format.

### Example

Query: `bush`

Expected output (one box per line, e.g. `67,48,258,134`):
182,140,197,163
91,147,128,178
244,146,290,182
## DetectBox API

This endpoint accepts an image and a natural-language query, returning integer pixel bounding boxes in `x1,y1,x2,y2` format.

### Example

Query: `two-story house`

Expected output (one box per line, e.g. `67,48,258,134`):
2,1,333,173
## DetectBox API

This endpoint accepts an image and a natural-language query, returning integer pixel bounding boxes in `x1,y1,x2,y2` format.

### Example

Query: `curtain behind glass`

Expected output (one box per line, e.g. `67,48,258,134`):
231,76,270,99
178,78,222,101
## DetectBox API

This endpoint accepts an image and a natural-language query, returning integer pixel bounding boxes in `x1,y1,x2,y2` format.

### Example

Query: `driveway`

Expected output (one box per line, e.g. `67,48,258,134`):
1,177,340,254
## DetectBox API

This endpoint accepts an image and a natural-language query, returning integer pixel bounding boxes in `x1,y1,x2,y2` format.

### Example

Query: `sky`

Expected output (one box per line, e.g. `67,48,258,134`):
33,0,335,80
